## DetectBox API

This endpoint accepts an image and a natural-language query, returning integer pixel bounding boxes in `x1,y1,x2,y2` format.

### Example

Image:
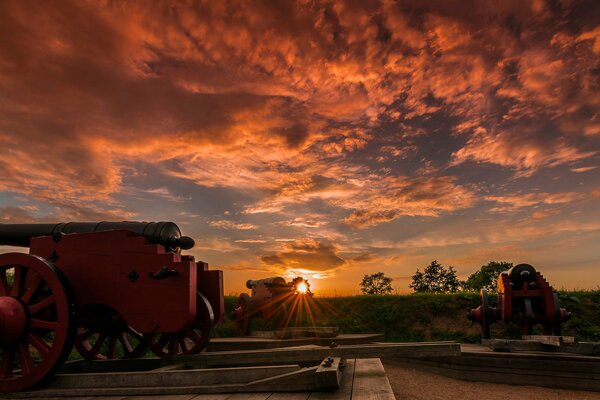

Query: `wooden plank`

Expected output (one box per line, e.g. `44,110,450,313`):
418,356,600,380
226,394,271,400
352,358,395,400
561,342,600,356
413,353,600,377
460,347,600,373
125,396,197,400
482,337,599,354
189,395,234,400
308,359,355,400
522,335,577,345
50,365,301,389
4,366,324,398
482,338,545,352
403,358,600,393
60,358,163,374
395,349,600,392
12,397,127,400
246,366,322,392
522,335,561,346
267,393,311,400
207,334,384,352
175,342,460,368
271,327,340,339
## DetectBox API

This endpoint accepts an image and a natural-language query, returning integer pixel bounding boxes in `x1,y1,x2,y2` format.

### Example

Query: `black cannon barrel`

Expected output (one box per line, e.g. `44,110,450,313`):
246,277,287,289
508,263,537,286
0,221,195,251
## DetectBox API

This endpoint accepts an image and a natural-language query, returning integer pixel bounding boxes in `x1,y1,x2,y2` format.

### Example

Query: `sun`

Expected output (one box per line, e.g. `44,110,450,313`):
296,282,308,294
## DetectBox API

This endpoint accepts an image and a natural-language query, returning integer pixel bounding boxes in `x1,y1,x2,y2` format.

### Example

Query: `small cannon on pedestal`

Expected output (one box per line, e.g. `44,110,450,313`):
0,221,224,392
468,263,570,339
232,276,312,336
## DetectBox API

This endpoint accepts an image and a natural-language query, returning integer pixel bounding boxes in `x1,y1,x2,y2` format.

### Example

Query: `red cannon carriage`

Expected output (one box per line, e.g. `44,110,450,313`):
467,264,570,339
232,276,312,335
0,221,223,392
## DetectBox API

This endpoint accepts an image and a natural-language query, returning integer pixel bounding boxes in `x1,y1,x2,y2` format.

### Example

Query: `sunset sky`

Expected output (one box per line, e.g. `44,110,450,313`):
1,0,599,295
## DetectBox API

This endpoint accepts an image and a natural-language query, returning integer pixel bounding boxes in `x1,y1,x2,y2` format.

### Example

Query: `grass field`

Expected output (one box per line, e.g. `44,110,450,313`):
214,290,600,343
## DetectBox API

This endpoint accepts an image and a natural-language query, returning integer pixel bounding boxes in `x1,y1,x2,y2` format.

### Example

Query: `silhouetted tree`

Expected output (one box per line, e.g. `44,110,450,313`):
410,260,462,293
464,261,512,292
360,272,393,295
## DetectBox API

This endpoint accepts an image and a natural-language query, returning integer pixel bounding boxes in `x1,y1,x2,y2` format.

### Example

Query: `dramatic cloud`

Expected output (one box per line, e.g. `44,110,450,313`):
451,130,597,177
1,0,599,292
342,176,476,227
261,238,346,274
485,192,585,212
209,220,257,230
0,206,38,223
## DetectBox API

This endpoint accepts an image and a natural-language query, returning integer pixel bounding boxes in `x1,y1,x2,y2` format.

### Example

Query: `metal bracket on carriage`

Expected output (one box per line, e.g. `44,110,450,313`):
147,266,179,280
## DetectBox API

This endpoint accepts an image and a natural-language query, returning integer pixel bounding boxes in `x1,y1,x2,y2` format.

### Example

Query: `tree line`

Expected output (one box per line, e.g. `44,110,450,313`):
359,260,513,295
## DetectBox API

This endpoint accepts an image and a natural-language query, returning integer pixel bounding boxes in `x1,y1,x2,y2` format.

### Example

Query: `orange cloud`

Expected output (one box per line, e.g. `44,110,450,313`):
342,175,476,227
1,0,599,292
261,238,345,273
485,192,584,212
451,130,596,177
2,0,597,214
209,220,257,230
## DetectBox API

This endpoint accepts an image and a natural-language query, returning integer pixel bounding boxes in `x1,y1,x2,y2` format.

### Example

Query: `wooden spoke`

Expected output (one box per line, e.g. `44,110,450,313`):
125,325,140,336
9,266,27,297
74,308,146,360
168,339,178,355
27,333,51,358
118,332,133,354
16,343,34,376
21,272,42,304
0,271,9,296
106,336,117,359
156,334,169,349
89,333,108,355
30,319,59,331
28,294,56,314
178,338,188,353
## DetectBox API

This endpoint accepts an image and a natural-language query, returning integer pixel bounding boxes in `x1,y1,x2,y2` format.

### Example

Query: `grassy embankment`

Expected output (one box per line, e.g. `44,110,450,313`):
214,291,600,343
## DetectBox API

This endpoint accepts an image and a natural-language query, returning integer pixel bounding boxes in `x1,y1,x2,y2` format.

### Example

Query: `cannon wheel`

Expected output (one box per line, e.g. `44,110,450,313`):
232,293,251,336
480,288,491,339
74,305,146,360
145,291,214,356
0,253,75,393
523,298,535,335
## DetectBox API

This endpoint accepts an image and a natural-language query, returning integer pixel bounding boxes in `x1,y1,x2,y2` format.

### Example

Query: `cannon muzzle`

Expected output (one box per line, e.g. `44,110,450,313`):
246,277,287,289
0,221,194,252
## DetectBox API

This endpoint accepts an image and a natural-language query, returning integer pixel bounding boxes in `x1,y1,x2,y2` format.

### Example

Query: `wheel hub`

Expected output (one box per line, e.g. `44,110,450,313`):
0,296,27,345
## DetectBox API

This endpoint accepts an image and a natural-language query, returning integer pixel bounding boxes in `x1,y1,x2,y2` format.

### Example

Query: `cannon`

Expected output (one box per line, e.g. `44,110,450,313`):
232,276,311,335
467,264,570,339
0,221,223,392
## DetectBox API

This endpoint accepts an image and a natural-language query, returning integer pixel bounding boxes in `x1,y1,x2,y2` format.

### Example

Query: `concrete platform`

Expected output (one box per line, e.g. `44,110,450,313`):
393,343,600,392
